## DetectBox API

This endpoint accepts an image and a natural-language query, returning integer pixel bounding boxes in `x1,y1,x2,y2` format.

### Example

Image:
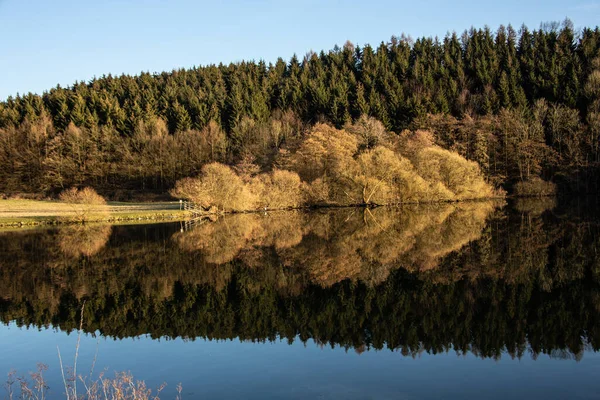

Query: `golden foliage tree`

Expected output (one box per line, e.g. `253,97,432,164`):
172,120,500,211
414,147,495,200
288,123,358,182
251,169,304,210
170,162,256,212
345,115,392,150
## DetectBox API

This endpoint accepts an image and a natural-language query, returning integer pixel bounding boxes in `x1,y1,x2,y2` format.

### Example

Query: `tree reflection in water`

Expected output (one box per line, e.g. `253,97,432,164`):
0,199,599,361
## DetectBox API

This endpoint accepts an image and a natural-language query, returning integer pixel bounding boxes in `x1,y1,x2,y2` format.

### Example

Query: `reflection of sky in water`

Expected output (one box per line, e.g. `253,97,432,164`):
1,323,599,400
2,200,600,399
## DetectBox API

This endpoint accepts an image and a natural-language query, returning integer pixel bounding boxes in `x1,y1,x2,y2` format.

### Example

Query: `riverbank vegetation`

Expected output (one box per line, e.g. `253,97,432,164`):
1,20,599,199
58,186,108,221
170,120,500,211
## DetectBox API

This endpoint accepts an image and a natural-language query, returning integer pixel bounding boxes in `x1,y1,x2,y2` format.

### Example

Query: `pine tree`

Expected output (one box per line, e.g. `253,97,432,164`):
171,101,192,132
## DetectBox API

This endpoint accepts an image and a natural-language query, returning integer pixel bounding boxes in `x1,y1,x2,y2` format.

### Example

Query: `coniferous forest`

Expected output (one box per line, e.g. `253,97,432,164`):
1,20,600,199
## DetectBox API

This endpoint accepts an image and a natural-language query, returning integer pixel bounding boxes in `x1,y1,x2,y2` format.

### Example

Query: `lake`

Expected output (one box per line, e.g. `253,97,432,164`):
1,198,600,399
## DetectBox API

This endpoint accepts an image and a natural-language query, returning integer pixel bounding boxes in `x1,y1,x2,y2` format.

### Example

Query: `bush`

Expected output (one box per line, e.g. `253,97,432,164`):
513,177,557,197
355,146,446,204
289,124,358,182
251,169,304,210
345,115,392,150
414,145,496,200
170,162,257,212
59,187,106,205
173,164,305,212
170,122,503,211
303,178,330,206
58,187,107,222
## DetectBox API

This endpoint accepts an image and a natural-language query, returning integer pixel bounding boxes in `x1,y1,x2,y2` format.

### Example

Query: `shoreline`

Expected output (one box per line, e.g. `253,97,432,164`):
0,211,190,228
0,197,511,228
0,199,191,228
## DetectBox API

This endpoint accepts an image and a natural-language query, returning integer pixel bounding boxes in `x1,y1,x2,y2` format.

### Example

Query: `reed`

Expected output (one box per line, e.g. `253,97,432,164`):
4,302,182,400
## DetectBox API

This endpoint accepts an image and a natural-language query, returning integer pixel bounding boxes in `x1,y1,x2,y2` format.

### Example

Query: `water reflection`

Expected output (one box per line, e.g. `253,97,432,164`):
58,224,112,257
173,202,496,286
0,199,599,361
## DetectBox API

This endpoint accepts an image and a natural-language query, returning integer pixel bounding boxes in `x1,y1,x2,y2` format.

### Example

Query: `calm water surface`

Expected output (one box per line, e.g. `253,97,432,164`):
1,198,600,399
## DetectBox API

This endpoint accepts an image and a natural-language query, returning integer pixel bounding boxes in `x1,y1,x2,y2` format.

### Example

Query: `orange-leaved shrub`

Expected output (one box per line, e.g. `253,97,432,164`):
354,146,448,204
413,147,496,200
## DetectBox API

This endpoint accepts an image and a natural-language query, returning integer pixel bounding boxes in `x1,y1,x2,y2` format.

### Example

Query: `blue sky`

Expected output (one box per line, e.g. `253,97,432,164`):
0,0,598,100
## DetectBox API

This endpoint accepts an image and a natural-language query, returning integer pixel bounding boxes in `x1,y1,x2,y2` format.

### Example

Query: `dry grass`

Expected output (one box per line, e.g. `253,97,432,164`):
4,303,182,400
0,199,100,217
0,200,186,225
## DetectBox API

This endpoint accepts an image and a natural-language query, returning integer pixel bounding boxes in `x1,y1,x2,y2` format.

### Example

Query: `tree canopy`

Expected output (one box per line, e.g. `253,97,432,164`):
1,20,599,197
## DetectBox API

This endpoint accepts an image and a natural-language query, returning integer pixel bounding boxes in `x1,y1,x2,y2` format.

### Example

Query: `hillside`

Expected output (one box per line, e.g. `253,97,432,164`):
1,20,599,198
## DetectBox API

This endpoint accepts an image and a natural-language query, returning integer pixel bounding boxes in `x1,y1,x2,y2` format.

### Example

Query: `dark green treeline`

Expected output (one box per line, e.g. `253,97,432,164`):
1,21,600,195
1,200,599,360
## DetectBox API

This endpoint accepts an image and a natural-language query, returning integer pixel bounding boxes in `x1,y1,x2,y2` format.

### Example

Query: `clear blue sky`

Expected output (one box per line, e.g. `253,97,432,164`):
1,0,598,100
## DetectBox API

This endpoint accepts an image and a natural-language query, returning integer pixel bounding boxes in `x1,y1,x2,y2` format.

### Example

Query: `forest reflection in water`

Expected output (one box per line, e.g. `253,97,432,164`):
1,198,599,362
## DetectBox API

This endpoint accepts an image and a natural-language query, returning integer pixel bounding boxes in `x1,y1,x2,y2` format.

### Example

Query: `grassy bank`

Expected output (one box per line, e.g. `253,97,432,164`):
0,197,511,228
0,199,189,227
